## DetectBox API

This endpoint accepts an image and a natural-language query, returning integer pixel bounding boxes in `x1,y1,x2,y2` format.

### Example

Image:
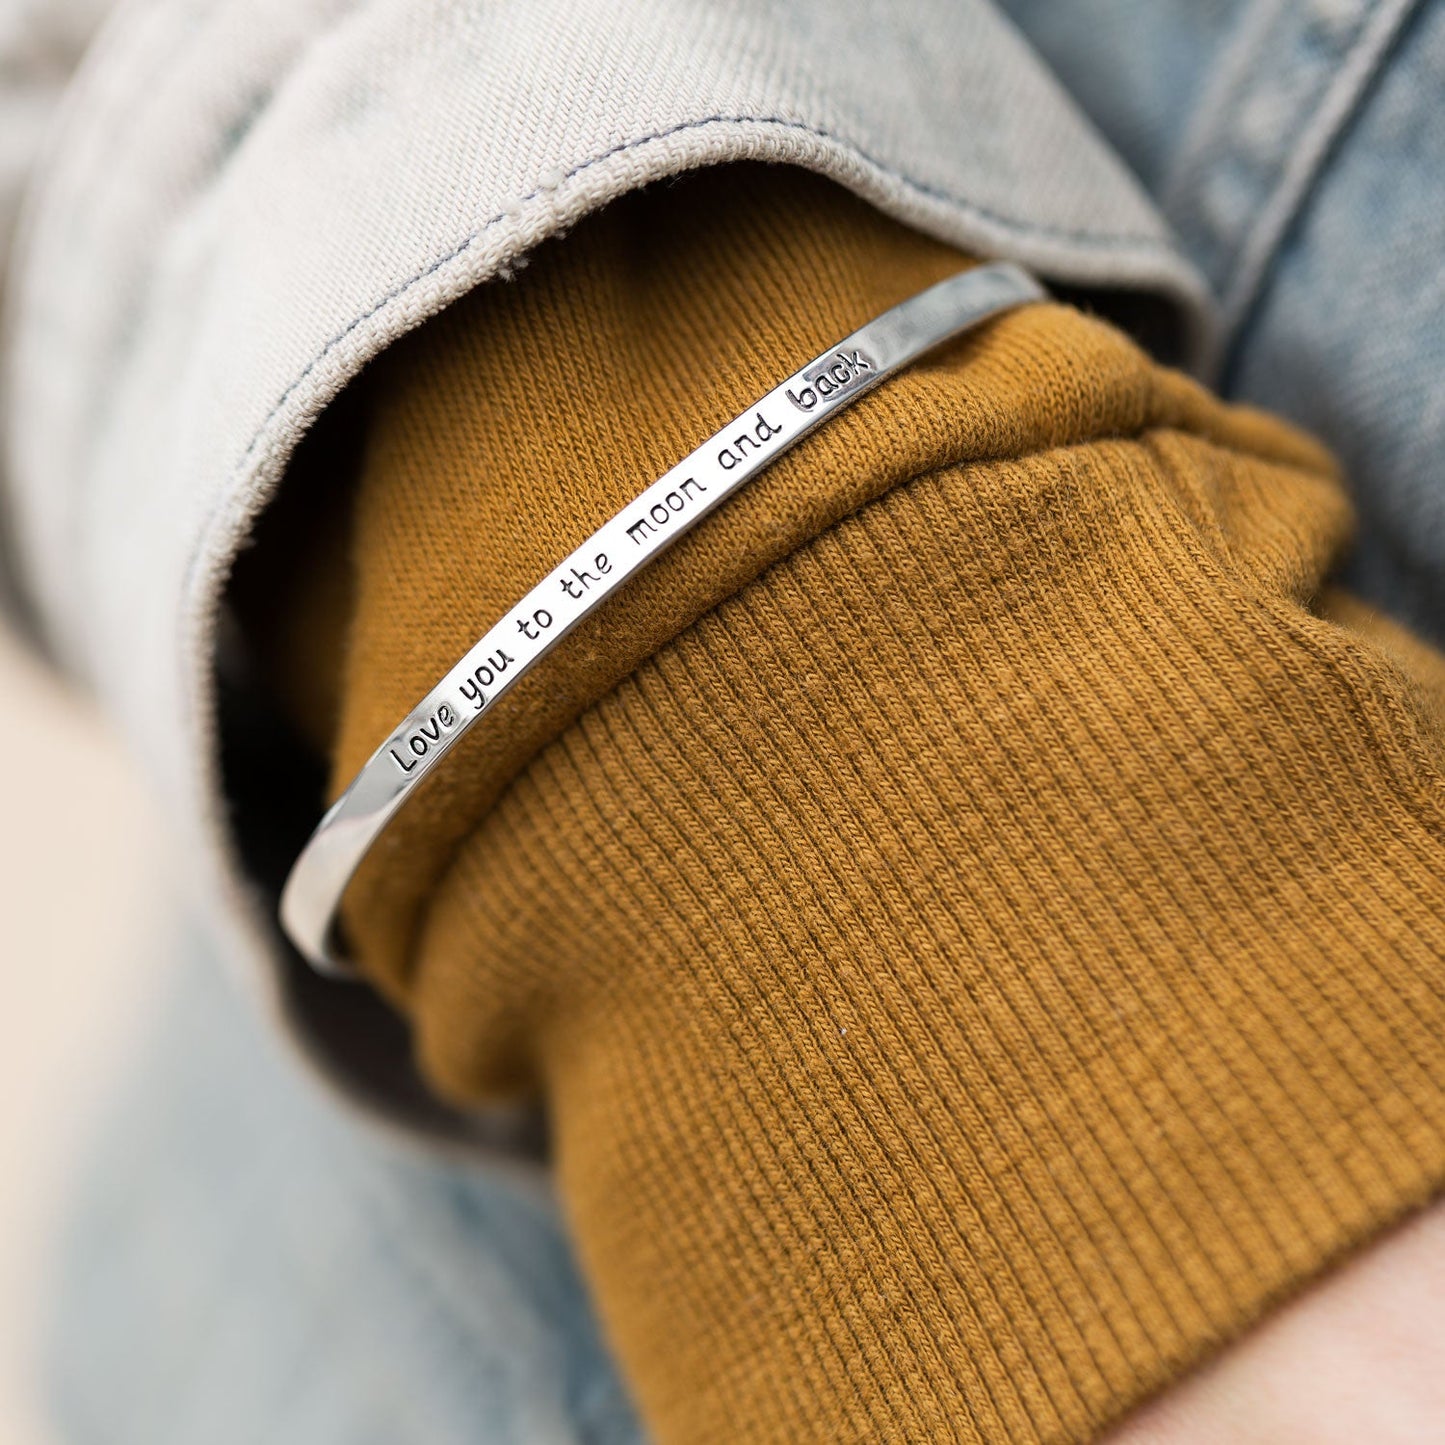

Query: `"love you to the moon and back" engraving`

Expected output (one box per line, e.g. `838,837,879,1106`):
286,263,1046,976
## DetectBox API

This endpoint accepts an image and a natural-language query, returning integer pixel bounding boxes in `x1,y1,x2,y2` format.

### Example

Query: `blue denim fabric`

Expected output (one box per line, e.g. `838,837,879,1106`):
1002,0,1445,639
46,944,643,1445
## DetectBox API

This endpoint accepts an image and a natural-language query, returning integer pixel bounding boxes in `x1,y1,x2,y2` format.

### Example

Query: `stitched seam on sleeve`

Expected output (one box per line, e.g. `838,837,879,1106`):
224,112,1166,493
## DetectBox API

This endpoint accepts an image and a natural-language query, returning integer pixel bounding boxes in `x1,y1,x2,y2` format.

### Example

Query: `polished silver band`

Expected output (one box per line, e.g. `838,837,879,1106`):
280,260,1045,976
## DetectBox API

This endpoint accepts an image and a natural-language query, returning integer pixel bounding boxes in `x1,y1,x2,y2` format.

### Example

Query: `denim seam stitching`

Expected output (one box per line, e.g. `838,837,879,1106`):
215,110,1167,499
1165,0,1419,335
1219,0,1421,332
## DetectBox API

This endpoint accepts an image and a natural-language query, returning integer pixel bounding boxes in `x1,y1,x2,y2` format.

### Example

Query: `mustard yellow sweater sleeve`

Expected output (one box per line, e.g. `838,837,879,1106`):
285,165,1445,1442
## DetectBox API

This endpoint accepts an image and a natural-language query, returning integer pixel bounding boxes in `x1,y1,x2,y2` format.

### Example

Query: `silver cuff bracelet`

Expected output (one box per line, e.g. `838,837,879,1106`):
280,260,1045,976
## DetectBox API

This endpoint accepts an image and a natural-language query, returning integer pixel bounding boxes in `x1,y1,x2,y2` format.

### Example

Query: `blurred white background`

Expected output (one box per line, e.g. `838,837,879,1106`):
0,624,170,1444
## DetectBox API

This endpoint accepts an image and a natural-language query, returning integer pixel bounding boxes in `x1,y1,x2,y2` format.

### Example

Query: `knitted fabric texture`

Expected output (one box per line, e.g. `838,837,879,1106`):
288,167,1445,1443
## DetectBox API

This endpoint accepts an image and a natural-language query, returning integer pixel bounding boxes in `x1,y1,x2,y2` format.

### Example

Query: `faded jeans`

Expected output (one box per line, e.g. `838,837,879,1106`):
48,944,643,1445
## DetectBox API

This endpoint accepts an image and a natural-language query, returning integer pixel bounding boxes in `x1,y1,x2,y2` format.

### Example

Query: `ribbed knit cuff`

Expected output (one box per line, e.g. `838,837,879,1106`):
315,167,1445,1443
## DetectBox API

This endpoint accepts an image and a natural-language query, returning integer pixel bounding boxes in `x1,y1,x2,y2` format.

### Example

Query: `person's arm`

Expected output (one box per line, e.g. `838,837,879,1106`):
258,163,1445,1443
